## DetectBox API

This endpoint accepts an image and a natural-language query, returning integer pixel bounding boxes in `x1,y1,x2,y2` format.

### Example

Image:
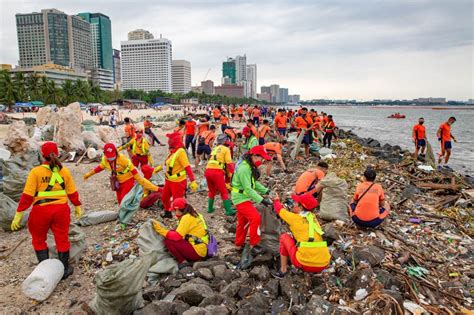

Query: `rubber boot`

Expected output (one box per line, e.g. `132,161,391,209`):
58,251,74,280
35,249,49,263
162,210,173,219
223,199,236,216
207,198,215,213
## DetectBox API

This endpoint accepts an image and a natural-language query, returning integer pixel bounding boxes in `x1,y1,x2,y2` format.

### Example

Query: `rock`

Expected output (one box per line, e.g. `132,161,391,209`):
56,102,85,151
142,286,164,302
174,282,214,306
280,276,301,304
297,295,334,315
139,301,173,315
354,288,368,301
197,268,214,281
391,145,402,152
382,143,392,151
238,293,268,313
401,185,421,199
82,130,104,149
198,293,225,307
204,305,229,315
263,279,279,299
382,289,404,311
366,138,381,148
271,298,288,314
212,264,231,282
353,245,385,266
373,268,403,290
4,120,37,154
237,283,254,300
183,306,206,315
172,300,191,315
179,266,196,279
249,265,270,281
220,280,242,297
193,260,226,270
97,125,121,147
36,106,58,126
322,223,340,245
347,267,374,293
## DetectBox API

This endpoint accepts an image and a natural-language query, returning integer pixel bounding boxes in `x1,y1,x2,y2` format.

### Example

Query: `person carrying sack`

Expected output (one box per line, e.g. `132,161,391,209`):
11,142,83,279
84,143,159,205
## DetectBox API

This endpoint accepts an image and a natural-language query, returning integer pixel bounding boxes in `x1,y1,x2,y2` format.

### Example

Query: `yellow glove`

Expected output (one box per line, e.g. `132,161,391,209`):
75,206,83,219
84,170,95,180
190,181,199,192
148,155,154,165
11,212,24,231
152,219,168,236
226,183,232,190
153,165,163,174
135,175,159,192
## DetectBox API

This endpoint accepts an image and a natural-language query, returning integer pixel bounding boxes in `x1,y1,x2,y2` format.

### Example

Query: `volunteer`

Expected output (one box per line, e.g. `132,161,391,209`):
212,106,221,122
174,119,186,140
184,113,197,159
139,164,163,209
263,141,288,176
294,161,328,197
437,116,457,165
205,134,235,215
162,132,199,218
252,105,261,126
258,119,271,145
196,125,217,167
220,112,230,133
231,145,272,255
246,119,258,138
412,117,427,159
84,143,158,205
293,108,314,157
349,168,390,228
274,109,288,142
144,115,164,146
242,126,259,152
152,198,208,268
123,117,136,157
322,115,336,148
11,142,82,279
238,105,244,122
118,129,153,168
272,192,331,278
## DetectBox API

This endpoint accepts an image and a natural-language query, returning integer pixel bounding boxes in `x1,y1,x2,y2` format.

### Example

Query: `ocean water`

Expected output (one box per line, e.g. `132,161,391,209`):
301,106,474,175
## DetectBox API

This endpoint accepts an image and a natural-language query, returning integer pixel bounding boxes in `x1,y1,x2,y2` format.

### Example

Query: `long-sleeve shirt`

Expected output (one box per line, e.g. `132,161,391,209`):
231,160,268,205
165,148,195,183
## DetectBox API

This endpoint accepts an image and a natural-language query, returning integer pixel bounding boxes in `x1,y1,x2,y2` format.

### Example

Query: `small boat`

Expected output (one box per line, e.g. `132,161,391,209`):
387,113,405,119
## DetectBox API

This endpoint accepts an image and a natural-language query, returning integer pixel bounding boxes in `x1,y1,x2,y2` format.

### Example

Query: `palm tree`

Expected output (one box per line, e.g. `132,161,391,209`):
39,76,50,104
61,80,75,105
89,80,102,103
46,80,60,105
0,71,16,108
13,72,26,102
27,74,41,101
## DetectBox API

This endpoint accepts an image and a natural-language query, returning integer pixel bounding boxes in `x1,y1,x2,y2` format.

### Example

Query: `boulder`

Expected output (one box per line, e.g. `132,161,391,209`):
297,295,334,315
182,306,206,315
82,131,104,149
271,298,288,314
249,265,270,281
204,305,229,315
198,293,226,307
401,185,421,199
36,106,58,126
3,121,37,154
56,103,85,151
174,282,214,306
97,126,121,147
263,278,279,299
220,280,242,297
212,264,231,282
197,268,214,281
139,301,173,315
353,245,385,267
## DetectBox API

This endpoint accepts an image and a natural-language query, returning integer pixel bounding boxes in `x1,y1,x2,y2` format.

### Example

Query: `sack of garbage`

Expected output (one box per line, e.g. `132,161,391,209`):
77,210,118,226
118,184,144,224
0,193,29,231
0,151,41,201
319,172,349,221
257,204,281,255
137,220,178,283
319,147,333,157
82,131,104,149
309,143,320,154
88,252,158,315
22,259,64,302
47,223,86,263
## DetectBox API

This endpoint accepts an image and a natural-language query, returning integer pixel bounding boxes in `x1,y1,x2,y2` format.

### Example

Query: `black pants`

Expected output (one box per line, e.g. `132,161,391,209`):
323,133,333,148
145,128,160,145
185,135,196,158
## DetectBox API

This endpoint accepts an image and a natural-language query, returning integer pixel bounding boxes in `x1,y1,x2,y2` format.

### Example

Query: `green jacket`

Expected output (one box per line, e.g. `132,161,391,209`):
242,136,258,151
231,160,268,206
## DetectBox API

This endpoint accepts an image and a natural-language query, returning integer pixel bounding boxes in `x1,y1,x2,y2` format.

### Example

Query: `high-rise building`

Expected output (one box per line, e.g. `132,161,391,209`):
127,29,154,41
172,60,191,94
246,64,257,99
289,94,300,103
121,35,172,92
68,15,93,70
215,84,244,98
235,55,247,83
201,80,215,95
222,58,236,84
87,68,114,90
257,93,272,102
261,86,271,94
77,13,112,71
279,88,289,104
113,49,121,89
270,84,280,103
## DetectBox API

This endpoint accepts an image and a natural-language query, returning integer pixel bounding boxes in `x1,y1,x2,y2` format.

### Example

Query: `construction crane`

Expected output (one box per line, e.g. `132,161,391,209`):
202,68,211,81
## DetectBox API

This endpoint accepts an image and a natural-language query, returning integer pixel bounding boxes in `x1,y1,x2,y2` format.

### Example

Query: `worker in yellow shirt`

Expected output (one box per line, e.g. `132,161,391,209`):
83,143,158,205
152,198,208,268
161,132,199,218
10,142,82,279
205,134,235,215
118,129,153,168
271,192,331,278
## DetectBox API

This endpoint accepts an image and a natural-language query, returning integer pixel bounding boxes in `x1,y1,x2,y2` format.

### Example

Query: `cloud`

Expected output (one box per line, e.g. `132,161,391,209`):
0,0,472,100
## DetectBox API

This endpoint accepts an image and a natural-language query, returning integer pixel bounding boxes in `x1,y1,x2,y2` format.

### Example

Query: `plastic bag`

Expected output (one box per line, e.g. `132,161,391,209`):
0,151,41,201
77,210,118,226
0,193,29,231
88,252,158,315
47,223,86,263
257,204,281,254
118,184,144,224
319,172,349,221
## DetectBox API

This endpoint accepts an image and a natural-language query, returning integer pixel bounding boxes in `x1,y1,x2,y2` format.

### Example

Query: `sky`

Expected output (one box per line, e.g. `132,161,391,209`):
0,0,472,101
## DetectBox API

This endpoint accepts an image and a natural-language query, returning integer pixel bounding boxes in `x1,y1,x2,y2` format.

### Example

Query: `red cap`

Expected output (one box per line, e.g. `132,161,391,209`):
171,198,187,210
166,132,184,148
141,165,154,179
292,193,319,210
247,145,271,160
103,143,117,159
41,142,59,157
242,127,251,137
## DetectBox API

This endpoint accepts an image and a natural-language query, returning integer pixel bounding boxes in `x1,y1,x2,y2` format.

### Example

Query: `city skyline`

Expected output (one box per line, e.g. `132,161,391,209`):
0,0,472,101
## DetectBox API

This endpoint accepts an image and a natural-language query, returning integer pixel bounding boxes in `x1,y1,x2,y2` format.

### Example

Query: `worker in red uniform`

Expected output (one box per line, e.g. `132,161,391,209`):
258,119,271,145
412,117,427,159
231,145,272,255
322,115,336,148
152,198,208,269
162,132,199,218
11,142,82,279
293,108,314,157
185,113,197,159
139,164,164,209
271,192,331,278
350,168,390,228
118,129,153,168
263,141,288,176
294,161,328,197
84,143,158,205
437,116,457,165
205,134,235,215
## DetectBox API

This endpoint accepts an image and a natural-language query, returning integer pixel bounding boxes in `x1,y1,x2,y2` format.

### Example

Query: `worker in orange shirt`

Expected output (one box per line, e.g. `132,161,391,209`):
205,134,235,215
412,117,427,159
123,117,136,157
437,116,457,165
84,143,159,205
258,119,272,145
196,125,217,167
220,112,230,133
144,115,164,146
11,142,82,279
118,129,153,168
293,108,314,157
274,109,288,141
212,106,221,123
294,161,328,197
184,114,197,159
252,105,261,127
264,141,288,176
238,105,244,122
246,119,258,138
322,115,336,148
350,168,390,228
162,132,199,218
174,119,186,139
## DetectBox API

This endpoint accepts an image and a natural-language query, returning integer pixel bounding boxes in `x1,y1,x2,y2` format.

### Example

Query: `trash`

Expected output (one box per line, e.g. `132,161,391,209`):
257,203,281,255
77,210,118,226
47,224,86,264
21,259,64,301
406,266,429,279
86,147,99,160
319,147,333,157
319,172,349,221
403,301,427,314
106,252,113,262
118,184,144,224
354,288,368,301
417,165,434,172
0,148,10,161
0,151,41,201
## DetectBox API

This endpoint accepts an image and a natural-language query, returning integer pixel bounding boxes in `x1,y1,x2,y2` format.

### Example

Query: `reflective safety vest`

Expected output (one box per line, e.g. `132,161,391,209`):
296,213,327,248
244,136,258,150
100,156,132,175
185,214,209,244
207,145,226,169
231,160,255,195
36,165,66,198
132,139,147,155
166,148,186,180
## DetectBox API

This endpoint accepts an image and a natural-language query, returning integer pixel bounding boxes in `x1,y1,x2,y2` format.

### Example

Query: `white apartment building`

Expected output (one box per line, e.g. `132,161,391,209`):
172,59,191,94
246,64,257,99
121,36,172,92
235,55,247,84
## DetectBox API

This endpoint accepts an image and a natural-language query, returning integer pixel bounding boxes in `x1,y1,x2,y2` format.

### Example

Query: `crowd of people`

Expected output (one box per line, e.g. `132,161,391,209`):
13,104,461,282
